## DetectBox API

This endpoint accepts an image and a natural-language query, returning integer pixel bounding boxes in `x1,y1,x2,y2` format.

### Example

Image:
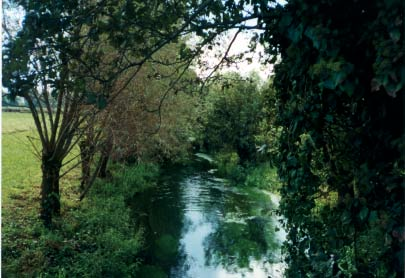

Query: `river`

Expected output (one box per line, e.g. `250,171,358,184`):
132,159,285,278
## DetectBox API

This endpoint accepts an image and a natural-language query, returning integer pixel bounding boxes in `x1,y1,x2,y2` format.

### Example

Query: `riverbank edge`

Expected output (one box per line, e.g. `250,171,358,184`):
2,162,160,277
204,151,281,192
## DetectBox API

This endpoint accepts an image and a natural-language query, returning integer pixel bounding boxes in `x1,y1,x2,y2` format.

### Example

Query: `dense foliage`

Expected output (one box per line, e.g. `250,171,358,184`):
200,74,266,163
259,1,404,276
196,74,281,189
101,43,199,164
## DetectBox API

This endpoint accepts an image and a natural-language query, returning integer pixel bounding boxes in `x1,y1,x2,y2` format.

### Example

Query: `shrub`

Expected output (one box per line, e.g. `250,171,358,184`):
214,151,246,184
244,163,280,191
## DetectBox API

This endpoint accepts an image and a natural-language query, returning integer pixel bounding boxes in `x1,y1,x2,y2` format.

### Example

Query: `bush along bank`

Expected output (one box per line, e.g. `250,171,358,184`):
2,163,160,277
212,150,281,192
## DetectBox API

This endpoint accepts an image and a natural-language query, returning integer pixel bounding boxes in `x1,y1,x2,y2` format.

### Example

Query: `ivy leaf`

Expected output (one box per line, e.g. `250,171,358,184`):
287,23,304,43
341,211,351,225
389,28,400,43
340,80,355,96
325,115,333,123
321,79,336,90
368,210,378,223
359,207,369,221
279,14,292,28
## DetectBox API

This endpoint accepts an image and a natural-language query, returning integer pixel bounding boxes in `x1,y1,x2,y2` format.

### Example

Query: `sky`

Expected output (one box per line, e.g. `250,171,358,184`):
198,0,287,81
193,29,273,81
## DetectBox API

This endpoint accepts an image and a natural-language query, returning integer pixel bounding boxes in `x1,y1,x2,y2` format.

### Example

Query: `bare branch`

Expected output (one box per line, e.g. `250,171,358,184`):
200,28,242,92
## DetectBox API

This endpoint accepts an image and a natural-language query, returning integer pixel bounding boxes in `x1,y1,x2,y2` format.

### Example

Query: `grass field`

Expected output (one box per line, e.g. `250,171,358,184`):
2,112,35,133
2,112,41,205
2,112,80,207
2,112,152,276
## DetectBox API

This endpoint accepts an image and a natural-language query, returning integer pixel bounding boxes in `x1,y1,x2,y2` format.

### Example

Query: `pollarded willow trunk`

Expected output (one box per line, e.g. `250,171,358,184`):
40,154,62,227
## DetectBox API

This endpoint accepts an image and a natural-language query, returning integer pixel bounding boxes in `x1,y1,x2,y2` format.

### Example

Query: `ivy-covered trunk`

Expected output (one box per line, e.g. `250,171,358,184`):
40,154,61,227
265,0,404,275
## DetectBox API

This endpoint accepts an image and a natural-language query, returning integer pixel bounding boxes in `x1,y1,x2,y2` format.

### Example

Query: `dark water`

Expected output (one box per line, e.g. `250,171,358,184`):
132,161,285,278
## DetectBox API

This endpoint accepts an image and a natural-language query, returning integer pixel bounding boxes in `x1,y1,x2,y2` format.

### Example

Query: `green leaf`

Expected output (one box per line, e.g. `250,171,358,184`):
287,24,304,43
321,79,336,90
325,115,333,123
340,81,355,97
368,210,378,223
359,206,369,221
279,14,293,28
389,28,400,43
341,211,351,225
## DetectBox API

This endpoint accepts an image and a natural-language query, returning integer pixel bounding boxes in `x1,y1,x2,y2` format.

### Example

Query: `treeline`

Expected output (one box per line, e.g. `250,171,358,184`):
194,73,281,190
3,0,403,277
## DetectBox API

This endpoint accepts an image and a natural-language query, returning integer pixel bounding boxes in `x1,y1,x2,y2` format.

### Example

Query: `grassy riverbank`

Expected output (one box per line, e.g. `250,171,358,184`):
2,113,159,277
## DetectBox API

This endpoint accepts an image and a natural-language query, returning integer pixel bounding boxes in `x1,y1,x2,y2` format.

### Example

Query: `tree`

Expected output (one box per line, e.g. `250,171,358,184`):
201,73,265,164
102,42,198,164
76,40,199,202
2,0,204,227
3,1,102,227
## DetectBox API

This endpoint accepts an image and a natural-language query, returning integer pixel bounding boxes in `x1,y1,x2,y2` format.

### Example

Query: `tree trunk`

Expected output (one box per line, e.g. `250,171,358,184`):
98,153,110,178
79,141,94,190
98,137,113,178
40,155,61,228
236,144,253,165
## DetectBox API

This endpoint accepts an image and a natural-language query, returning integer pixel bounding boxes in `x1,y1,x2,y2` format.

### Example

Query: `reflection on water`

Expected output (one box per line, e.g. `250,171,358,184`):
132,164,285,278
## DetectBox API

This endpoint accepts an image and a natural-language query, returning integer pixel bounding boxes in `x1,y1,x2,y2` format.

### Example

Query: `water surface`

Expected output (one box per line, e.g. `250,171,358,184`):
132,163,285,277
